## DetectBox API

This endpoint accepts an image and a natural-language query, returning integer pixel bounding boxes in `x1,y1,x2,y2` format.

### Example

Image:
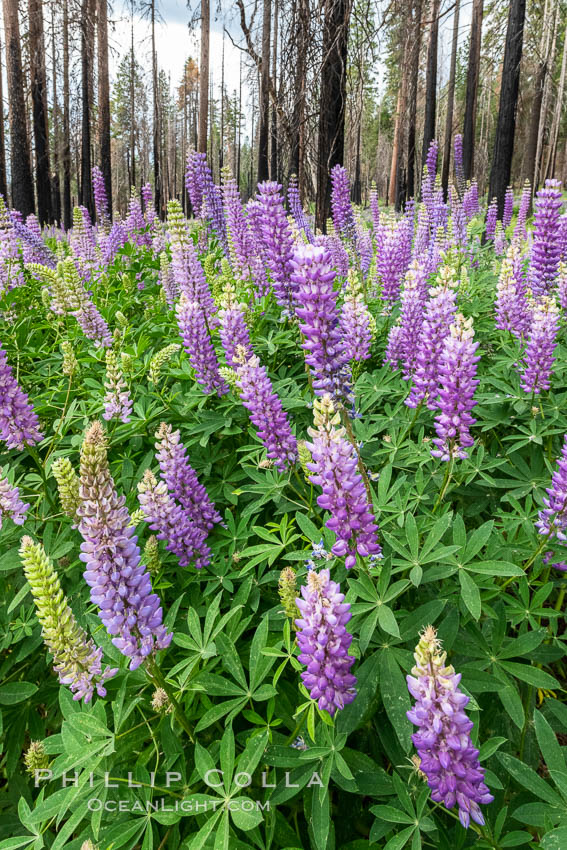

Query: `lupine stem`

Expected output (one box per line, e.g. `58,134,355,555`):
146,659,194,742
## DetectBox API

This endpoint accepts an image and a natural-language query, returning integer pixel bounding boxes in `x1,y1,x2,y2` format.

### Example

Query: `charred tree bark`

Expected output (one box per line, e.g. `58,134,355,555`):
270,0,278,181
421,0,440,167
291,0,309,198
0,34,8,200
98,0,112,218
462,0,483,181
257,0,271,182
488,0,526,217
406,0,422,199
151,0,161,216
29,0,52,223
80,0,94,216
198,0,209,154
62,0,71,228
50,4,61,223
315,0,352,232
3,0,34,215
441,0,460,197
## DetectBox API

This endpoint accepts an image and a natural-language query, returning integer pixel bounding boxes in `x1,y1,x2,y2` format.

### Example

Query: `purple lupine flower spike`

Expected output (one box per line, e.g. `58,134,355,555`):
288,174,313,242
154,422,221,533
374,213,412,305
306,394,381,569
536,435,567,540
218,288,253,368
529,179,563,298
78,422,172,670
454,133,465,195
256,181,296,311
485,199,498,240
92,166,109,225
339,274,373,362
431,314,480,462
406,266,458,410
235,346,298,470
519,295,559,395
176,294,229,396
503,187,514,228
0,343,43,449
514,181,531,243
0,467,29,528
462,181,479,221
295,568,356,716
407,626,493,829
495,246,531,338
385,261,428,379
290,244,350,399
557,263,567,311
330,165,356,244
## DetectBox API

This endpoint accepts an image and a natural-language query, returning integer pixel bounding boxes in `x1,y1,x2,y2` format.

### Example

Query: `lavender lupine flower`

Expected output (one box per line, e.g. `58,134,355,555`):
176,294,228,396
529,179,563,298
235,346,298,470
167,200,217,316
431,314,480,462
370,184,380,234
339,274,373,362
559,214,567,261
462,182,479,221
449,188,467,249
330,165,356,244
535,435,567,540
11,217,55,268
374,214,413,305
290,244,350,398
92,166,109,225
557,262,567,312
514,181,531,243
494,222,506,256
357,226,373,276
407,626,493,829
102,350,132,423
78,422,172,670
222,173,270,295
485,199,498,240
154,423,221,532
141,183,156,228
454,134,465,195
385,261,428,379
20,537,117,702
218,288,253,367
0,343,43,449
520,295,559,395
406,267,458,409
138,470,210,569
503,187,514,228
59,257,112,347
295,568,356,716
185,152,228,253
495,246,531,338
288,174,313,242
158,252,178,307
102,222,127,266
306,394,381,569
0,468,29,528
256,181,296,310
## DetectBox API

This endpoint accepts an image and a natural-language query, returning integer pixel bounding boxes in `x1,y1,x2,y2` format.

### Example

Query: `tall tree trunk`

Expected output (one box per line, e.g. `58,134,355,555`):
257,0,271,182
151,0,160,216
533,2,558,190
98,0,112,218
50,4,61,223
29,0,52,223
198,0,209,154
291,0,309,199
315,0,352,232
546,23,567,180
237,54,242,188
0,33,8,200
80,0,94,216
270,0,278,180
62,0,71,227
421,0,440,166
462,0,483,181
388,87,402,205
406,0,422,199
220,34,225,173
441,0,460,196
129,9,136,188
3,0,34,215
488,0,526,217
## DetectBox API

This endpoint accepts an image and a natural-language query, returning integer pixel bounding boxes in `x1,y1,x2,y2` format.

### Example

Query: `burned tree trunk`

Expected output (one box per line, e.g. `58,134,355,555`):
462,0,483,181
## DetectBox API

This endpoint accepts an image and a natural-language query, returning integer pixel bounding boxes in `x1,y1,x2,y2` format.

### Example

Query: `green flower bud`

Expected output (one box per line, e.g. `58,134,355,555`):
148,344,181,385
278,567,300,627
51,457,80,524
144,535,160,575
23,740,49,776
61,341,79,378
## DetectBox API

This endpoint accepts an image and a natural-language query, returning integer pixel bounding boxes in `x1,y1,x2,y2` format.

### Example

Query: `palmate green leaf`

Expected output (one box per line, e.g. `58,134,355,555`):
497,752,564,806
379,651,412,753
534,710,566,776
498,685,525,730
383,825,416,850
459,568,481,619
498,661,560,690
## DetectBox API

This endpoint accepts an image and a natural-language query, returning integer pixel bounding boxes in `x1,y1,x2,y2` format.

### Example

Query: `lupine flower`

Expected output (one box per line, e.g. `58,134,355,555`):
370,184,380,234
19,536,117,701
306,394,380,568
485,199,498,240
144,535,161,575
61,341,79,378
176,294,229,396
513,181,531,243
154,422,221,533
222,172,268,294
295,568,356,716
278,567,300,625
406,267,458,409
339,273,373,362
374,213,413,305
102,222,127,265
255,181,296,310
291,244,350,398
297,439,313,482
51,457,81,525
454,134,465,195
520,295,559,395
102,350,132,423
385,261,428,379
330,165,356,244
536,435,567,540
138,470,210,569
557,262,567,312
185,152,229,253
141,182,156,228
218,287,253,368
78,422,172,670
59,258,112,347
148,343,181,385
0,342,43,449
0,468,29,528
503,187,514,228
158,252,178,307
167,200,217,316
449,188,467,248
235,346,298,470
462,182,479,221
407,625,493,828
529,179,563,298
288,174,313,241
24,741,49,776
495,246,531,338
92,166,109,225
431,314,480,461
